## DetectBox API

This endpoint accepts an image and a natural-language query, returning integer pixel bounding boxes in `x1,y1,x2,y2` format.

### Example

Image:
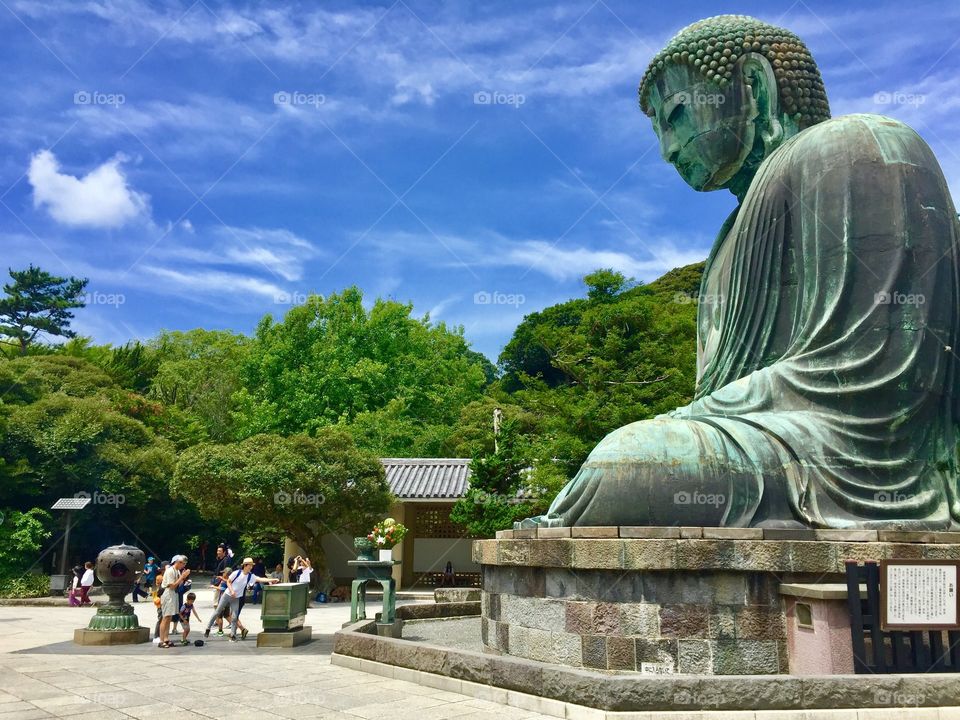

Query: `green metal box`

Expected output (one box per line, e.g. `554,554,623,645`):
260,582,308,631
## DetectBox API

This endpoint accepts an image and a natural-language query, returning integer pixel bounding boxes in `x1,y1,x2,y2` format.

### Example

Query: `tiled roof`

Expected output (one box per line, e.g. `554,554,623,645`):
381,458,472,499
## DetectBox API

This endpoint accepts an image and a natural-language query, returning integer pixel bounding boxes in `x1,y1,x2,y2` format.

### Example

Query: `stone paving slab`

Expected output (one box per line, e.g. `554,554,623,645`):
0,590,557,720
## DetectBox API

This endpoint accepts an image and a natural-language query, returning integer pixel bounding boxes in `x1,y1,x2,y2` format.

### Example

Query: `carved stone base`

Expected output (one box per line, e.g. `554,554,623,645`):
474,532,960,675
73,627,150,645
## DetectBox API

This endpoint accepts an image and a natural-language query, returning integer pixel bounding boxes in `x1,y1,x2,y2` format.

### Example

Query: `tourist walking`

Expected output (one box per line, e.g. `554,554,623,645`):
78,562,94,605
204,558,278,641
131,555,155,603
68,566,83,606
157,555,190,648
211,546,230,604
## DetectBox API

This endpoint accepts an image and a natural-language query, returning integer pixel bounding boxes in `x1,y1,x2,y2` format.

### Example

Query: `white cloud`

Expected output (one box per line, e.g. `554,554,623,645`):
365,229,707,283
151,225,318,284
141,265,284,300
502,240,706,281
28,150,148,228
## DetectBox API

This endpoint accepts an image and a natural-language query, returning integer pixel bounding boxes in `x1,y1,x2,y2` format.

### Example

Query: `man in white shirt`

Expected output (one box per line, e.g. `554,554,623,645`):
158,555,190,648
204,557,278,641
78,562,95,606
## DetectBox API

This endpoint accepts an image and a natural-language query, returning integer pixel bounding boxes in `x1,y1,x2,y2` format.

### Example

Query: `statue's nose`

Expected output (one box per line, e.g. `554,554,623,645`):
661,136,681,166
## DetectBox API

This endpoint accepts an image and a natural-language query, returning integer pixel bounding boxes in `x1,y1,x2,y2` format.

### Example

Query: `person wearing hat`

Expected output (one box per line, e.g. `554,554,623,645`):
203,557,278,641
158,555,190,648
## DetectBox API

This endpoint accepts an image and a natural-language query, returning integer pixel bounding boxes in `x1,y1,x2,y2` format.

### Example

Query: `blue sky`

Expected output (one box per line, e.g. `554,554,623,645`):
2,0,959,360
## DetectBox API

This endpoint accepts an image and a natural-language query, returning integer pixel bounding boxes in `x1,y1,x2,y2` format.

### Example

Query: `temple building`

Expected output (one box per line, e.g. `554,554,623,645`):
321,458,481,588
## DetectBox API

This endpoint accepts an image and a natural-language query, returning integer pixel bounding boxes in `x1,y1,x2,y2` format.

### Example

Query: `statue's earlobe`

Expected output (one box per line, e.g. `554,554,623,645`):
739,53,784,153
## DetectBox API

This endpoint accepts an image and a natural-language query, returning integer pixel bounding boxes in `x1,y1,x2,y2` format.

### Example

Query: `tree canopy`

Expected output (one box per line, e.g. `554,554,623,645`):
0,265,87,355
171,429,392,579
0,260,708,584
233,287,491,455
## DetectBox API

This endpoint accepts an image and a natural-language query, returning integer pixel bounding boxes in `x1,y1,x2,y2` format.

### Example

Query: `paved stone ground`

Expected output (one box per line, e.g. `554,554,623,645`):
0,588,555,719
401,616,483,653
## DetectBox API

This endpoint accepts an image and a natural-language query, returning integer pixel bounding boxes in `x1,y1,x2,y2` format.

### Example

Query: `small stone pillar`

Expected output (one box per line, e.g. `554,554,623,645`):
779,582,859,675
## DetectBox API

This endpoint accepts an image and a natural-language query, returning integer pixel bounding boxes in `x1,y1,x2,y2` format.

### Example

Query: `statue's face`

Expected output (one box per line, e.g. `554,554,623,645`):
647,63,759,191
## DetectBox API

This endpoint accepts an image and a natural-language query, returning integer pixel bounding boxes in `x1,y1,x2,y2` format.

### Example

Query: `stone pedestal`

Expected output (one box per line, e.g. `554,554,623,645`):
475,528,960,675
256,625,313,647
74,627,150,645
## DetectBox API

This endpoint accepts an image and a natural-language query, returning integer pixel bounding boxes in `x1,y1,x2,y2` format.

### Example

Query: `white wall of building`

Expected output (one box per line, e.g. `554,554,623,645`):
322,533,356,580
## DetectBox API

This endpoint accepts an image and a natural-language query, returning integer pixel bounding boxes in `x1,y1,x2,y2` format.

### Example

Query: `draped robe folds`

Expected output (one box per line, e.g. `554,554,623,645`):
540,114,960,529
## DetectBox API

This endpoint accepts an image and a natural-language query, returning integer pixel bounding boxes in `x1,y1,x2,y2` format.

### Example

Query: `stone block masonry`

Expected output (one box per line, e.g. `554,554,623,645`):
475,532,960,674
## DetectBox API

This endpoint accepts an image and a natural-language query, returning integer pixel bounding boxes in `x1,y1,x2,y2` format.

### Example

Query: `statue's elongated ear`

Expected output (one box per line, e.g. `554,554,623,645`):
736,52,784,152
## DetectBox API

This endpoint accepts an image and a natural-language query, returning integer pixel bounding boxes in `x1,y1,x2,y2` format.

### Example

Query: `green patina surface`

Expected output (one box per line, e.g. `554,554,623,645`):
525,14,960,530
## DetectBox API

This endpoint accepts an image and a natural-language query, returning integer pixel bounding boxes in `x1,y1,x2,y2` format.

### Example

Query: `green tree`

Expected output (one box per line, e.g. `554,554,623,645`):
492,263,704,481
0,508,52,577
171,429,392,582
149,329,250,442
0,355,217,568
450,419,541,536
233,288,488,454
583,268,634,301
0,265,88,355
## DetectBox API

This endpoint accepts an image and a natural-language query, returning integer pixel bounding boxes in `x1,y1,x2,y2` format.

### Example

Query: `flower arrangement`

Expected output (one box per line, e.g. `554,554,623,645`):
368,518,408,549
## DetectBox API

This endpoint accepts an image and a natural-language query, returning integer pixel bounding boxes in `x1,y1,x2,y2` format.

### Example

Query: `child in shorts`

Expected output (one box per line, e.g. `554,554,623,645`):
177,592,200,645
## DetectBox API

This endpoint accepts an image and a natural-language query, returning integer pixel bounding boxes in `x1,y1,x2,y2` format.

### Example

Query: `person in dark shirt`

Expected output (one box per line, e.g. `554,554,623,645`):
250,558,267,604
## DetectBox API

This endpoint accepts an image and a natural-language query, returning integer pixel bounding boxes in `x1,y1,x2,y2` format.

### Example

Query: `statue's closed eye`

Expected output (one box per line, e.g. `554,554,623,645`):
667,103,685,127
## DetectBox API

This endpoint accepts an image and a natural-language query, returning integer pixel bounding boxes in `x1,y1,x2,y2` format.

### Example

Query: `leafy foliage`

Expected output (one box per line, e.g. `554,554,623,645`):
0,508,52,577
233,288,489,455
171,429,392,580
499,265,703,472
0,265,88,355
149,329,250,442
0,260,707,572
450,419,542,536
0,574,50,598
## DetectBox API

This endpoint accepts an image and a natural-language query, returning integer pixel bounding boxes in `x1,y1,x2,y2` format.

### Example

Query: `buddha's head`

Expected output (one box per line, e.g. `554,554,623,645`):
639,15,830,195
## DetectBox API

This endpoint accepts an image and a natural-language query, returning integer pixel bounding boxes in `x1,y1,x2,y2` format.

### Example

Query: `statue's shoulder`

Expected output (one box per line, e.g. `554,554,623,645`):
786,113,934,167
